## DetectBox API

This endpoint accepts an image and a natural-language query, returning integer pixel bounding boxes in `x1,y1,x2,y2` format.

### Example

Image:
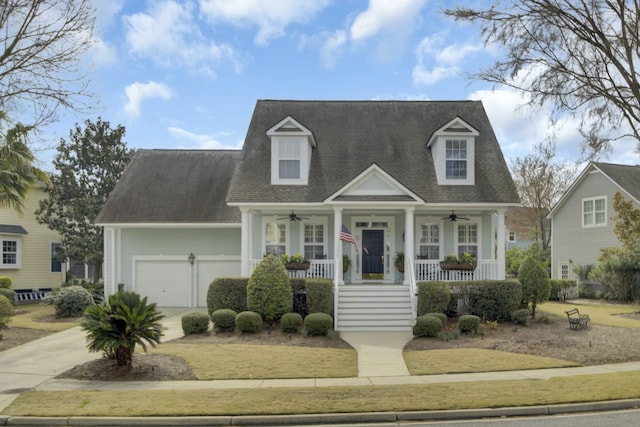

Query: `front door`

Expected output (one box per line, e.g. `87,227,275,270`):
362,230,384,280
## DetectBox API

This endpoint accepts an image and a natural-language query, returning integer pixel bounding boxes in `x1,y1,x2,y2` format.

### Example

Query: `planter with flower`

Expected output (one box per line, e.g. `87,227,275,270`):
439,252,477,271
281,253,310,271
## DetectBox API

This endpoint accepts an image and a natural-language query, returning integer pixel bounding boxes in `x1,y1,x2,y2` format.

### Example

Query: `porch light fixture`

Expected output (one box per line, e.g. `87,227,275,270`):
188,253,195,264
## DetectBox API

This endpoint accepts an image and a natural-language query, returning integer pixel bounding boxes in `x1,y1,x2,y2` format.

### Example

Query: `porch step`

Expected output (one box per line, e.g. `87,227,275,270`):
337,285,413,332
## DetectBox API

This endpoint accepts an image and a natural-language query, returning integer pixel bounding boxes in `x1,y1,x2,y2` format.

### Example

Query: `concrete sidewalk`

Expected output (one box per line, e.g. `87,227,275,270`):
3,308,640,422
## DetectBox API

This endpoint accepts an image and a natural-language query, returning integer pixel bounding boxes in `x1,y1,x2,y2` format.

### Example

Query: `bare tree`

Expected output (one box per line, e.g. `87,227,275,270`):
0,0,96,127
444,1,640,157
509,139,576,250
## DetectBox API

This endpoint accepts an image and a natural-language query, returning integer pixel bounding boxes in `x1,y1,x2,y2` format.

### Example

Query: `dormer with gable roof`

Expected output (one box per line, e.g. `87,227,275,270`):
267,116,316,185
427,116,479,186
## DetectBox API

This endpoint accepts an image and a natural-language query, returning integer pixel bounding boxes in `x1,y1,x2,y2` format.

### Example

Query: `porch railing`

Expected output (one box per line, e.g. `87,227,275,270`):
414,259,499,282
249,259,335,279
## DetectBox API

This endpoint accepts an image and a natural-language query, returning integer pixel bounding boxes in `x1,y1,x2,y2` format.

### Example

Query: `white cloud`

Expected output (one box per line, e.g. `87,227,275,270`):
167,126,241,149
199,0,331,45
89,37,117,67
124,1,236,71
320,30,347,69
350,0,426,42
124,81,174,118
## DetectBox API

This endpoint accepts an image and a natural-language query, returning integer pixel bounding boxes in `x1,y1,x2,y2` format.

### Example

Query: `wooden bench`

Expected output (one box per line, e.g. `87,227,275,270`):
565,308,590,330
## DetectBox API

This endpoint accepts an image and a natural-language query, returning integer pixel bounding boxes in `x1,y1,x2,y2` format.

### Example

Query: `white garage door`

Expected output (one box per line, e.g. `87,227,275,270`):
197,259,241,307
135,259,191,307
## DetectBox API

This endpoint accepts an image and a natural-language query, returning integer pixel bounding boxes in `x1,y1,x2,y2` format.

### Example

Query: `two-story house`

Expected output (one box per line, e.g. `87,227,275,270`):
96,100,520,331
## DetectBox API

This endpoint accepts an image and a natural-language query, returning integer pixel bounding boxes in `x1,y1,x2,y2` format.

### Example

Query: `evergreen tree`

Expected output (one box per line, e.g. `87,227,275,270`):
36,118,133,280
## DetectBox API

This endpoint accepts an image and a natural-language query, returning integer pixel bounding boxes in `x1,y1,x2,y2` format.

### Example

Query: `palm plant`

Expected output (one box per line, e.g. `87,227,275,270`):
81,291,165,366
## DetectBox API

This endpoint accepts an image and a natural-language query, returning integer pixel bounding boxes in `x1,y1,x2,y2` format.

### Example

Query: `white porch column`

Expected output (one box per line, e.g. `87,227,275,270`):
403,207,415,285
496,209,506,280
333,208,343,286
240,208,250,277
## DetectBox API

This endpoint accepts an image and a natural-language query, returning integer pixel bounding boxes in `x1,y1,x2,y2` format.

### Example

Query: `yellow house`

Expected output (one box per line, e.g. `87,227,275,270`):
0,184,64,292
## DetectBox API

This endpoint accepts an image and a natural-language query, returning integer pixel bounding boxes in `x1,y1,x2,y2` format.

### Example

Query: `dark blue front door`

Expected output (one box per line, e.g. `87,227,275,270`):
362,230,384,275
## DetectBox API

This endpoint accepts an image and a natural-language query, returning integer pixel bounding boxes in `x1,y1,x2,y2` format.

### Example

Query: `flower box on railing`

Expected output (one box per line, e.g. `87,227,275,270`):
285,262,310,271
439,261,477,271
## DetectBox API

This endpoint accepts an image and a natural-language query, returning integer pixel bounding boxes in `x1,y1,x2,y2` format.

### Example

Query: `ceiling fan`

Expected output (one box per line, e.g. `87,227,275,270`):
278,211,309,221
443,211,470,222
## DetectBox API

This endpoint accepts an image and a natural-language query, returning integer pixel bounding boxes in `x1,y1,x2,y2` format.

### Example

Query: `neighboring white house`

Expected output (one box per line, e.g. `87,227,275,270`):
0,184,65,294
548,162,640,281
96,100,520,331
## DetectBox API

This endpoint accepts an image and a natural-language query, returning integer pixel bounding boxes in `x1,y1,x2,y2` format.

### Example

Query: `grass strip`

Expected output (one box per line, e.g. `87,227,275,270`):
11,304,80,332
4,371,640,417
156,343,358,379
541,302,640,329
404,348,579,375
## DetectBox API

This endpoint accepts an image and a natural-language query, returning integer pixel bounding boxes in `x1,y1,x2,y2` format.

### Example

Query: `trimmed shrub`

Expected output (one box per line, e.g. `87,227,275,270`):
457,314,481,334
0,295,14,329
451,281,522,321
0,288,16,305
181,312,210,335
519,257,551,319
417,281,450,315
280,312,303,333
236,311,262,333
512,309,529,326
412,315,444,337
212,309,237,332
247,254,292,323
550,279,577,302
424,312,447,327
43,285,94,318
304,312,333,336
305,279,333,314
0,276,12,289
207,277,249,316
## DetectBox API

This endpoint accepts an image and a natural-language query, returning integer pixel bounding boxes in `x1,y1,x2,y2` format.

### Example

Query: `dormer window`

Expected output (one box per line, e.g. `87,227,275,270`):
268,116,316,185
446,139,468,180
427,117,478,186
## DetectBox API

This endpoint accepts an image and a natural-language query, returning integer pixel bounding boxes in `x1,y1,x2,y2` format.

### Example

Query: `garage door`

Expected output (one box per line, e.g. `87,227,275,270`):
197,259,241,307
134,259,191,307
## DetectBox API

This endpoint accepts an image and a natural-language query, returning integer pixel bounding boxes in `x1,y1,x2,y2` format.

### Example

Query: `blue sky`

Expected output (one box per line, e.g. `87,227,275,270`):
38,0,640,171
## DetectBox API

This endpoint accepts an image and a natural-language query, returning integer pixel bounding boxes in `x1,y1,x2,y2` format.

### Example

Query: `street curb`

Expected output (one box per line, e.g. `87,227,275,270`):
2,399,639,426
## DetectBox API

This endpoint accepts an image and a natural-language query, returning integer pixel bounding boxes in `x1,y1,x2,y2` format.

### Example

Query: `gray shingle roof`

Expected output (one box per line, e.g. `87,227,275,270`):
227,100,519,204
96,150,241,223
593,162,640,201
0,225,28,234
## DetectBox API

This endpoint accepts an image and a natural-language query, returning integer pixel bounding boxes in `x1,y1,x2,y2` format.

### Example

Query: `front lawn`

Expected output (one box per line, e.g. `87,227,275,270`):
540,301,640,328
11,303,81,332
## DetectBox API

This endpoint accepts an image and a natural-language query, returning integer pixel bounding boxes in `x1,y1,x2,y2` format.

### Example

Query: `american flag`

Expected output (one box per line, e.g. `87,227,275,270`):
340,225,360,251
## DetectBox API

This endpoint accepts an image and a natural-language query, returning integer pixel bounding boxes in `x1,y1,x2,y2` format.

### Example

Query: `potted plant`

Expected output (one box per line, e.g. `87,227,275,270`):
280,253,310,271
440,252,477,271
342,255,351,273
394,252,405,273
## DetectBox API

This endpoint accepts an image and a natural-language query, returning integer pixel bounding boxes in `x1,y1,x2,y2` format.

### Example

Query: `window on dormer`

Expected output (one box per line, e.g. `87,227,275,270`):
446,139,468,180
279,139,301,179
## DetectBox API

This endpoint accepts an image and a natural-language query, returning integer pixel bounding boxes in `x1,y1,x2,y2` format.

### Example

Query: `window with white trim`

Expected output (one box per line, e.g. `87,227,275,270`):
457,223,478,258
303,223,325,260
583,196,606,227
1,237,20,268
417,223,440,259
51,242,62,273
560,263,569,280
278,138,301,179
271,136,309,185
265,222,287,256
508,230,516,242
446,139,468,180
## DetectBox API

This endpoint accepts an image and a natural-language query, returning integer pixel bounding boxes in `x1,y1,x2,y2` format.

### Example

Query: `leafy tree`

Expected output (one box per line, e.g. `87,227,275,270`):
595,192,640,300
81,291,164,366
518,256,551,319
505,246,524,277
0,112,47,211
0,0,96,127
509,139,576,250
36,118,133,280
445,1,640,157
